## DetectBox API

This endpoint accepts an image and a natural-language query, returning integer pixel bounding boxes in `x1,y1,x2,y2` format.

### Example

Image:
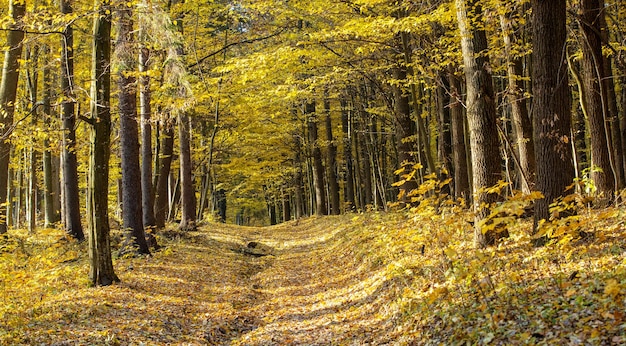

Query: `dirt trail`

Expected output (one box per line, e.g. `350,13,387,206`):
8,216,404,345
195,217,400,345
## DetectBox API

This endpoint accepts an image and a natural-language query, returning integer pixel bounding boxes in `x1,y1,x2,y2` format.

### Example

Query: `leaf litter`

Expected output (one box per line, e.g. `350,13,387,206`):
0,207,625,345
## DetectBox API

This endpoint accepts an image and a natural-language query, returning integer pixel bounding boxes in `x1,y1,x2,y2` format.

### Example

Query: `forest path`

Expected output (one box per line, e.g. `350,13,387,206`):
5,215,406,345
192,215,399,345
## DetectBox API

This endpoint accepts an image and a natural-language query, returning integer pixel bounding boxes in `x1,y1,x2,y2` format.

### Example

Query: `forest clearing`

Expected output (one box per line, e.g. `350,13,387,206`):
2,208,625,345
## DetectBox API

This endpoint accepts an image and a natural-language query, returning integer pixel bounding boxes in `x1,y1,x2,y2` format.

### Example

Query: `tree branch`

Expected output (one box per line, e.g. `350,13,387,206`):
188,27,288,69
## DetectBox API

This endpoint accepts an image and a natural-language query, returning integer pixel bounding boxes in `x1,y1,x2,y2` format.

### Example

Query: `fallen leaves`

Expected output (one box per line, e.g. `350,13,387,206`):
1,207,625,344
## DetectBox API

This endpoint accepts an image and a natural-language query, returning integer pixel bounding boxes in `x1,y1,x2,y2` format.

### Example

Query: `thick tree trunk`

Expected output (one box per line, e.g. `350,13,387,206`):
324,98,340,215
88,0,119,286
580,0,616,197
0,0,25,234
154,118,175,228
306,101,327,215
456,0,503,248
60,0,84,240
117,8,149,254
531,0,575,242
139,47,157,228
178,112,197,230
499,6,535,193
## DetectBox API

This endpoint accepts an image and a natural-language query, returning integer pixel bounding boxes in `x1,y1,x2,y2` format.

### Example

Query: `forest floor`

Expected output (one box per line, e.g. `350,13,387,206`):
1,206,626,345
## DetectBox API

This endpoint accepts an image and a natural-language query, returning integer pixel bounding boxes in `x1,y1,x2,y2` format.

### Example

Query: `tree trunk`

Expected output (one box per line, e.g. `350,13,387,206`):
60,0,85,241
139,47,157,229
117,7,149,254
436,74,453,196
448,71,471,201
0,0,25,234
293,127,305,218
42,44,61,227
88,0,119,286
499,4,535,193
154,118,175,228
580,0,616,197
26,45,39,234
456,0,503,248
307,101,327,215
324,98,340,215
341,98,356,211
178,112,197,230
531,0,575,242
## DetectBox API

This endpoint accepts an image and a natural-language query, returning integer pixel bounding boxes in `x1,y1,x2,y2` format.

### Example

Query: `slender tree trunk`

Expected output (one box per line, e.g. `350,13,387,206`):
43,47,60,227
293,127,305,218
178,112,196,230
499,5,535,193
307,101,327,215
436,74,453,196
139,47,157,229
26,45,39,234
393,62,418,207
60,0,84,240
456,0,503,248
580,0,616,197
154,118,175,228
88,0,119,286
324,98,340,215
0,0,25,234
117,7,149,254
341,98,356,211
531,0,575,243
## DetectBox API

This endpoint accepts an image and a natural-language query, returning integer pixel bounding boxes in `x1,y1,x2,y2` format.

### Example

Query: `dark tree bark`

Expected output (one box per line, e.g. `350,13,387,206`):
139,47,157,228
154,118,175,228
293,128,305,219
456,0,503,248
306,101,327,215
282,188,291,222
448,72,471,202
178,112,197,231
324,98,340,215
59,0,84,240
117,7,149,254
0,0,25,234
341,98,356,211
392,63,419,207
531,0,575,240
436,74,453,196
580,0,616,197
599,12,625,190
42,45,60,227
499,4,535,193
88,0,119,286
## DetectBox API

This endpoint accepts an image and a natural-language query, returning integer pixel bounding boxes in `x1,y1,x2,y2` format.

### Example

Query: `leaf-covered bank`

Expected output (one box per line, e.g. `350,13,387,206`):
1,208,625,344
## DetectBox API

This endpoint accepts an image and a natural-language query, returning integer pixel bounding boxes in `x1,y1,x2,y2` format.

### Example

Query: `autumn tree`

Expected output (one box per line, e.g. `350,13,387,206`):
116,5,150,254
0,0,25,235
60,0,84,240
456,0,503,247
531,0,575,243
579,0,616,198
88,0,119,285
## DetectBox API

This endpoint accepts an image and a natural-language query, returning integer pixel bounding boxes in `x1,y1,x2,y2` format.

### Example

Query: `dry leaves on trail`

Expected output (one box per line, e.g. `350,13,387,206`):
1,209,626,345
